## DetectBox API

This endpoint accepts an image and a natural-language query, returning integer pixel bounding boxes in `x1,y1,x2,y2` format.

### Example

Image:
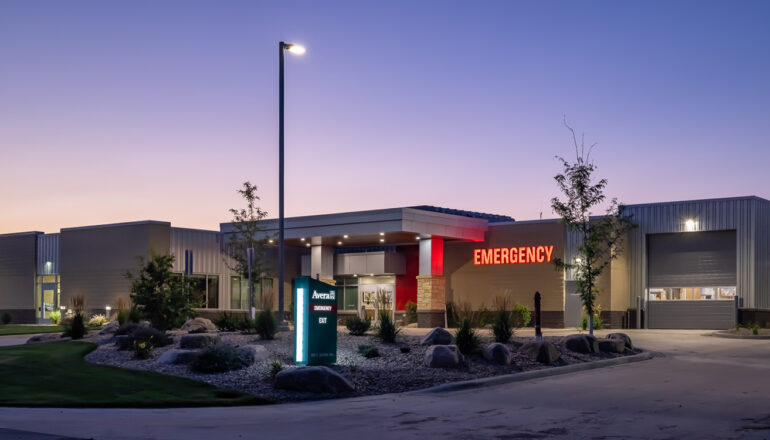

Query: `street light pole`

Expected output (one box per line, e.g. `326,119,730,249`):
278,41,305,328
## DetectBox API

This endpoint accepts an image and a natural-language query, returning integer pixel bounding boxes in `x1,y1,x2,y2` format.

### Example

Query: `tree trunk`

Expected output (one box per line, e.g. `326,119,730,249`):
589,312,594,336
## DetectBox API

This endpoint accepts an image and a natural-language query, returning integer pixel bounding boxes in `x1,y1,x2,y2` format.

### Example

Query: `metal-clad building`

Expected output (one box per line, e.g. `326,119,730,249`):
624,196,770,328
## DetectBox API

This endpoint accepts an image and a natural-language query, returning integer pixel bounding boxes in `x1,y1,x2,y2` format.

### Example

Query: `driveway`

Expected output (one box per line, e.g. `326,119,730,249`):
1,330,769,439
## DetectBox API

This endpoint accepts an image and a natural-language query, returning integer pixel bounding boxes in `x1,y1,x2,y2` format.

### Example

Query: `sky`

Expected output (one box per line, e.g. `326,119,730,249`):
1,0,769,234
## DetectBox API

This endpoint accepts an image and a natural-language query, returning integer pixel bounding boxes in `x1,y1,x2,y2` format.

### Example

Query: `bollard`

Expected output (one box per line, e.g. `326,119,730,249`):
534,291,542,341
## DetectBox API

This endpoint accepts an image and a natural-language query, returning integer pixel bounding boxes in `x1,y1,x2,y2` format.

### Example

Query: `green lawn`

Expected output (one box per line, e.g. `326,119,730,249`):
0,325,102,336
0,342,271,407
0,325,65,336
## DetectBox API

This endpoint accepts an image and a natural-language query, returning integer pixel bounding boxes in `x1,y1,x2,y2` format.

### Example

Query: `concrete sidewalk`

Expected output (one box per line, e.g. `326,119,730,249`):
1,330,769,439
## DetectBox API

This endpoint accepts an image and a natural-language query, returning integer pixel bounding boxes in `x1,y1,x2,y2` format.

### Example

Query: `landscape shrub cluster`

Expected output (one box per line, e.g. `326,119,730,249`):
191,343,255,373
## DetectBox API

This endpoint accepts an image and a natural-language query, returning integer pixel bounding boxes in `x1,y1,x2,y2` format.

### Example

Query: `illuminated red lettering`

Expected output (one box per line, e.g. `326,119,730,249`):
482,249,493,265
536,246,545,263
518,247,526,263
474,249,481,265
526,247,536,264
473,245,555,265
544,245,554,262
510,247,517,263
501,247,509,264
493,248,501,264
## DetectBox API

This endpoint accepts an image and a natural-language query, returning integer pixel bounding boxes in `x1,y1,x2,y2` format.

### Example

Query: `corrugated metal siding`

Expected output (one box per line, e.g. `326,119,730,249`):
564,229,581,281
36,234,60,275
626,198,761,309
756,199,770,308
648,300,735,329
648,231,737,287
170,228,233,309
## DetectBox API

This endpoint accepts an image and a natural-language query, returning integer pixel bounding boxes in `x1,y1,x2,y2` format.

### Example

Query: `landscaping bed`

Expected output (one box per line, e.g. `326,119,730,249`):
713,326,770,338
85,327,641,403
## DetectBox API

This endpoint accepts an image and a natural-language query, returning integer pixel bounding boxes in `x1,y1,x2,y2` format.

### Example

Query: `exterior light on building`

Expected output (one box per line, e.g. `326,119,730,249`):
337,241,342,246
300,237,306,242
268,239,274,244
343,234,349,239
369,273,374,277
379,238,385,243
415,235,420,240
353,274,358,277
685,219,696,231
575,257,582,264
105,305,111,316
379,232,385,236
305,243,311,247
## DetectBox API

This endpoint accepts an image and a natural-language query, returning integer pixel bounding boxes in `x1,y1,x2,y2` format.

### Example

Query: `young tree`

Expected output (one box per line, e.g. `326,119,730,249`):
551,122,634,335
224,182,271,319
126,253,197,331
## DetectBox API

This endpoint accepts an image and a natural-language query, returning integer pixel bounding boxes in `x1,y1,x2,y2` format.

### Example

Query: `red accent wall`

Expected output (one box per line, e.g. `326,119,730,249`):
395,246,419,311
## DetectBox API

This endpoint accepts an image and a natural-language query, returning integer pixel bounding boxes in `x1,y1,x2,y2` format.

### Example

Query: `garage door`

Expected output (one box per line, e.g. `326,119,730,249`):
647,230,737,329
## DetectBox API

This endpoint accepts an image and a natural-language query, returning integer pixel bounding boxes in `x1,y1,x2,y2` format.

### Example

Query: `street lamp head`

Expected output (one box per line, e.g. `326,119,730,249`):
286,44,306,55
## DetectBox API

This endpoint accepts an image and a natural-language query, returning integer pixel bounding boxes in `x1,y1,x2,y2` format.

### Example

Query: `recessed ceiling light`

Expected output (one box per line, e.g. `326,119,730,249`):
268,239,274,243
343,234,349,239
300,237,306,241
379,238,385,243
337,241,342,245
415,235,420,240
305,243,310,247
369,273,374,276
353,274,358,277
379,232,385,236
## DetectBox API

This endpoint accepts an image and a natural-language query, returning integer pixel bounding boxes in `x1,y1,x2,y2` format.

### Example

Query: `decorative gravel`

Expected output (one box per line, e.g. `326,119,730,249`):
85,329,640,403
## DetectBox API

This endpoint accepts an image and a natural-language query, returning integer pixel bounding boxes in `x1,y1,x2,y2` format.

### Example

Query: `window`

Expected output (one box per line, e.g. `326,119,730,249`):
176,273,219,309
334,277,359,311
230,277,273,310
648,287,736,301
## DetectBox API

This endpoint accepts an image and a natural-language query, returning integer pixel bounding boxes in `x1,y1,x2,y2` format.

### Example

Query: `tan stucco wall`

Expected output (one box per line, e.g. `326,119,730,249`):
444,221,566,311
610,235,631,312
60,222,171,311
0,233,37,309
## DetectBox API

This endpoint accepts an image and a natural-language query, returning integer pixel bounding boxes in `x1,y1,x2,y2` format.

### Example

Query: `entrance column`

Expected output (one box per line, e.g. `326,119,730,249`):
417,236,445,328
310,240,335,286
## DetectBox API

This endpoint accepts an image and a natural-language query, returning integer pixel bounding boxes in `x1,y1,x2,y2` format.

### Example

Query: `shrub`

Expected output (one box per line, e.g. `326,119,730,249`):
476,304,491,327
269,360,284,379
512,303,531,328
491,310,514,343
126,253,197,331
404,301,418,324
115,322,140,336
133,341,153,360
49,310,61,324
752,324,760,335
581,314,589,331
580,313,603,331
63,312,87,339
346,316,371,336
455,318,479,355
375,311,400,343
117,326,172,350
238,317,257,334
88,314,109,326
255,309,277,340
70,294,86,314
214,312,241,332
445,302,458,328
191,343,255,373
1,312,11,325
117,307,142,326
357,344,380,358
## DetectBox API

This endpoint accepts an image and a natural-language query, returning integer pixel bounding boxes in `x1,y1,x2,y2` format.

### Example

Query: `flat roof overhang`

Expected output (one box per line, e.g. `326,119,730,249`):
220,207,488,247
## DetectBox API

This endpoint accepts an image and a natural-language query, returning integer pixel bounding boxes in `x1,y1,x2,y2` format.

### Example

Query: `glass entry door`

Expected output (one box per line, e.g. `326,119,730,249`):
40,282,58,320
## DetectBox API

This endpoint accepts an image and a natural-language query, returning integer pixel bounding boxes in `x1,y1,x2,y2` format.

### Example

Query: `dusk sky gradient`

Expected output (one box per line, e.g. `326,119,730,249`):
1,1,769,234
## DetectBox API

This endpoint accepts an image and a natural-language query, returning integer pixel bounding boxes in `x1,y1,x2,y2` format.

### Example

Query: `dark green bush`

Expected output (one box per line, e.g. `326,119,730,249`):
580,313,603,331
255,309,277,340
2,312,12,325
346,315,371,336
214,312,241,332
404,301,418,324
133,340,154,359
445,302,458,328
357,344,380,358
117,326,172,350
117,307,142,326
62,312,87,340
455,318,479,355
375,312,400,343
115,322,139,336
491,310,513,343
512,303,531,328
191,343,255,373
752,323,760,335
269,360,283,378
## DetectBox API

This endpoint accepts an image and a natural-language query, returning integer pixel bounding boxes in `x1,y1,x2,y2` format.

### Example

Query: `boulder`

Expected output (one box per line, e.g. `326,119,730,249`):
607,332,634,350
26,333,68,344
483,343,512,365
421,327,454,346
274,366,355,394
99,321,120,335
425,344,464,368
564,334,599,354
521,341,560,364
180,317,217,333
179,334,218,349
597,338,626,354
156,349,200,365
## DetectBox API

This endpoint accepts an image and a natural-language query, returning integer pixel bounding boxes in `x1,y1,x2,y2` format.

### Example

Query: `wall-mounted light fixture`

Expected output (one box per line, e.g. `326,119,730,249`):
685,219,696,231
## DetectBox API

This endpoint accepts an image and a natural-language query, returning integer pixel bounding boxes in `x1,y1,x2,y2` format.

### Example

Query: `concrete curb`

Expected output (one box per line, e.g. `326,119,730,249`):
711,331,770,340
415,351,654,394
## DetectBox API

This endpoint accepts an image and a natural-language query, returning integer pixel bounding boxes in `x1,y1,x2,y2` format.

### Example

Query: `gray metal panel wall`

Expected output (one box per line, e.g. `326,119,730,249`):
626,198,760,308
36,234,60,275
755,199,770,308
648,300,735,329
170,228,232,309
0,232,38,309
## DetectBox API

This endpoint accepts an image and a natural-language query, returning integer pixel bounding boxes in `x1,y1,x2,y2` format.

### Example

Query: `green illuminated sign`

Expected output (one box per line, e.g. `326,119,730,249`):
293,277,337,365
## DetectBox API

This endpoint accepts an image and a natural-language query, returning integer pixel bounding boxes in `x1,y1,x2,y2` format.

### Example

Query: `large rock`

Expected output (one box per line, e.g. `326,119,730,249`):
99,321,120,335
564,334,599,354
597,338,626,353
607,333,634,350
156,349,200,365
521,340,560,364
179,334,218,349
274,366,355,394
421,327,454,346
483,343,512,365
26,333,69,344
425,344,464,368
181,317,217,333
